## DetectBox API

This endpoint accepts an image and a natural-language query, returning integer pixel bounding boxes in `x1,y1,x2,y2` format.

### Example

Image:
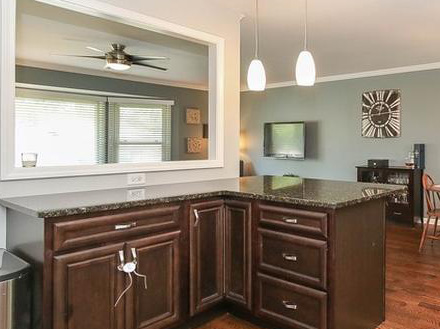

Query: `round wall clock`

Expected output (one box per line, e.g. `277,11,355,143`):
362,89,401,138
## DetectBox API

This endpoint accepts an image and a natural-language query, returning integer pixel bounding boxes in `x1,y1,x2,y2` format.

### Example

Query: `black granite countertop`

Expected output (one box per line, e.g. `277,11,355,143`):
0,176,405,218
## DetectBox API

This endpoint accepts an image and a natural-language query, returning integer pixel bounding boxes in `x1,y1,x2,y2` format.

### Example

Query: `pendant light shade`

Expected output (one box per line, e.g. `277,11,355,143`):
295,0,316,86
247,0,266,91
295,50,315,86
247,59,266,91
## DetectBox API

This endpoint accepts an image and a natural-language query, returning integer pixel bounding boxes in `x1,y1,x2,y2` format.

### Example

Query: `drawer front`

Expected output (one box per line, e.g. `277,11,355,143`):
258,204,328,238
257,229,327,290
386,203,411,221
53,205,181,252
256,273,327,329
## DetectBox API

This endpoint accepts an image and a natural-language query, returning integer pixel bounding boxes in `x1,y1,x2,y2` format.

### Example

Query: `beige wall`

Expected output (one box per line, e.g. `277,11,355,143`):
0,0,241,247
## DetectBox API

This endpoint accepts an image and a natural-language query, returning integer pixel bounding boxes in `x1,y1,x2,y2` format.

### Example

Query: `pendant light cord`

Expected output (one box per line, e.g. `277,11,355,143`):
304,0,308,50
255,0,259,58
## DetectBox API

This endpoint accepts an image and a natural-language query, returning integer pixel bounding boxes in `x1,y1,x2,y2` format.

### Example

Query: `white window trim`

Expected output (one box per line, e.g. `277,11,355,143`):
0,0,224,180
16,83,176,106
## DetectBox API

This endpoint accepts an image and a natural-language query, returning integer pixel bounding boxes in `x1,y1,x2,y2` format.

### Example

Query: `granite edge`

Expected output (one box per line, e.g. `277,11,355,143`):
20,185,406,219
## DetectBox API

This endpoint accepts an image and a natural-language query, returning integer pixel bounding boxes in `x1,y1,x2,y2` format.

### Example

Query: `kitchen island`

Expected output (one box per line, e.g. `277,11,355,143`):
1,176,404,329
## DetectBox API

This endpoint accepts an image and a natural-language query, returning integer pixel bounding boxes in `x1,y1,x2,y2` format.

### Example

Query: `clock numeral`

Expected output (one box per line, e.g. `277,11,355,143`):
385,90,394,103
363,93,374,105
390,98,401,109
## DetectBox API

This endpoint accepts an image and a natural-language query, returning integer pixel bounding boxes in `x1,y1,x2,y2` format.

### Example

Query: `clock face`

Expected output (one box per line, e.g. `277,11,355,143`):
362,89,401,138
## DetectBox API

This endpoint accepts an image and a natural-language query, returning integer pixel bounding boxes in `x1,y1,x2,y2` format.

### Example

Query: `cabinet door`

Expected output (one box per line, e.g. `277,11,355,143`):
224,199,252,310
126,231,181,329
189,200,225,315
53,243,126,329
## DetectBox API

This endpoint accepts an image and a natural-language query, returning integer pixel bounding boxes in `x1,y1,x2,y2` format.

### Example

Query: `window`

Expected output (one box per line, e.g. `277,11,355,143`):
15,88,173,167
15,89,105,167
108,100,172,163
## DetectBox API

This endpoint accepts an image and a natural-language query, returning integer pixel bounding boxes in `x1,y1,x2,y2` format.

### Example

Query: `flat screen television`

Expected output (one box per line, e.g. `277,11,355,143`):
264,122,305,159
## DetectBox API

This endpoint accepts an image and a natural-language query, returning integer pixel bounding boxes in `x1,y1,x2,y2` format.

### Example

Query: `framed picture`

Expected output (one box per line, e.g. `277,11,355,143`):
187,137,202,153
186,108,201,124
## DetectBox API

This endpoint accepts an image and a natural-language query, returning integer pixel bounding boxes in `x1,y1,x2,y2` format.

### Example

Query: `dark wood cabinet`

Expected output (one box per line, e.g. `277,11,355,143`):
189,200,225,315
52,243,126,329
255,273,327,329
125,231,181,329
357,166,423,226
18,195,386,329
256,228,327,290
224,199,252,310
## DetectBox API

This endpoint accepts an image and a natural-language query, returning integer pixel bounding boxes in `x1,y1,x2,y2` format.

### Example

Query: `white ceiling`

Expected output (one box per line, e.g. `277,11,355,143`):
228,0,440,88
16,0,209,90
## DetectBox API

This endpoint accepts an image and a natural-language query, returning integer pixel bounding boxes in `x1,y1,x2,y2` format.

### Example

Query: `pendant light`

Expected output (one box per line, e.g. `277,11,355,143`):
247,0,266,91
295,0,316,86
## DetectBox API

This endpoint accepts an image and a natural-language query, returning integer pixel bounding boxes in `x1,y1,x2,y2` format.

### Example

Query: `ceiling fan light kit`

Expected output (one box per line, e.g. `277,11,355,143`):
105,58,131,71
60,43,168,72
247,0,267,91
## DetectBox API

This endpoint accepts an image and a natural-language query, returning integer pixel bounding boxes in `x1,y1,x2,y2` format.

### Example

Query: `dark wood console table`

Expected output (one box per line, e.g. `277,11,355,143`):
357,166,423,226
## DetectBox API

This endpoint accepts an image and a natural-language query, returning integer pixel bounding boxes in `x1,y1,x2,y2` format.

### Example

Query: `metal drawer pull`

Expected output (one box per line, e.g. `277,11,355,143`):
283,218,298,224
115,222,137,230
393,212,403,216
282,301,298,310
282,253,298,262
194,209,200,227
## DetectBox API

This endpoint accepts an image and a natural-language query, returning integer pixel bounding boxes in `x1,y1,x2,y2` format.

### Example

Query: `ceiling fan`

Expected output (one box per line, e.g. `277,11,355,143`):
60,43,169,72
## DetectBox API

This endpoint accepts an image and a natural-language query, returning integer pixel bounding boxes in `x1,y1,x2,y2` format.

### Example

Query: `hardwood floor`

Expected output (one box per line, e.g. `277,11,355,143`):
197,224,440,329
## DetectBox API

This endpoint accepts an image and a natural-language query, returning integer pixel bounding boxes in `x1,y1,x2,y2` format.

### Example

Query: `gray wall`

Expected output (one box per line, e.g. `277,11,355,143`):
16,65,209,161
241,69,440,182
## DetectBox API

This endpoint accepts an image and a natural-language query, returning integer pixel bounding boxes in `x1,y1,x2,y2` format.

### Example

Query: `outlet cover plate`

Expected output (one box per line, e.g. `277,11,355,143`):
127,189,146,201
127,173,147,186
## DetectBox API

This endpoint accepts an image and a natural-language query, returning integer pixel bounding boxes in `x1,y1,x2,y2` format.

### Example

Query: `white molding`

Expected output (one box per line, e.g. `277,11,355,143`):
3,160,224,181
1,0,225,181
17,59,209,91
16,83,175,105
241,61,440,92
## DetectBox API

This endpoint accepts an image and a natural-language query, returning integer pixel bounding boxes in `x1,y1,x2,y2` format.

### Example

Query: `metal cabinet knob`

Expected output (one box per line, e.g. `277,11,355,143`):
115,222,137,230
282,300,298,310
194,209,201,227
283,218,298,224
282,253,298,262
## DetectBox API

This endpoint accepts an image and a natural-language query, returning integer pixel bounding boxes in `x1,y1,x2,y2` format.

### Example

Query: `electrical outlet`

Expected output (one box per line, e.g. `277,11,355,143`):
127,173,147,186
127,189,146,201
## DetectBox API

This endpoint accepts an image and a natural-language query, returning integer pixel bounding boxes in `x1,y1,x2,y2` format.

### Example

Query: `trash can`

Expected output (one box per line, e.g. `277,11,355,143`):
0,249,31,329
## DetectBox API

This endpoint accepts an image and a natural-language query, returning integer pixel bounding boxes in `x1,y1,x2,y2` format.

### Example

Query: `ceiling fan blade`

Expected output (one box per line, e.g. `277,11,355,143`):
132,55,169,61
54,55,106,59
86,46,106,54
132,62,168,71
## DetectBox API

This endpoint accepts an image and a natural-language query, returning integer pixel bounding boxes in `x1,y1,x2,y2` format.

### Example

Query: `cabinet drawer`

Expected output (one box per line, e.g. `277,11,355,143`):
386,203,411,221
258,204,328,238
53,205,181,252
257,229,327,290
256,273,327,329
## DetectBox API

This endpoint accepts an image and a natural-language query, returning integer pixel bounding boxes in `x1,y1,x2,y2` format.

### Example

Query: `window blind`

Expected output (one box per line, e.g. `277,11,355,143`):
15,88,173,166
108,101,172,163
15,89,105,167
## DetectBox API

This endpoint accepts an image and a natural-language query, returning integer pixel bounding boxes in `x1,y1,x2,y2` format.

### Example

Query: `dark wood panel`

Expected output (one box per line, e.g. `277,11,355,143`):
257,228,327,290
53,205,181,252
255,273,327,329
257,204,328,238
190,200,225,315
224,199,252,310
331,199,386,329
52,243,126,329
126,231,181,329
